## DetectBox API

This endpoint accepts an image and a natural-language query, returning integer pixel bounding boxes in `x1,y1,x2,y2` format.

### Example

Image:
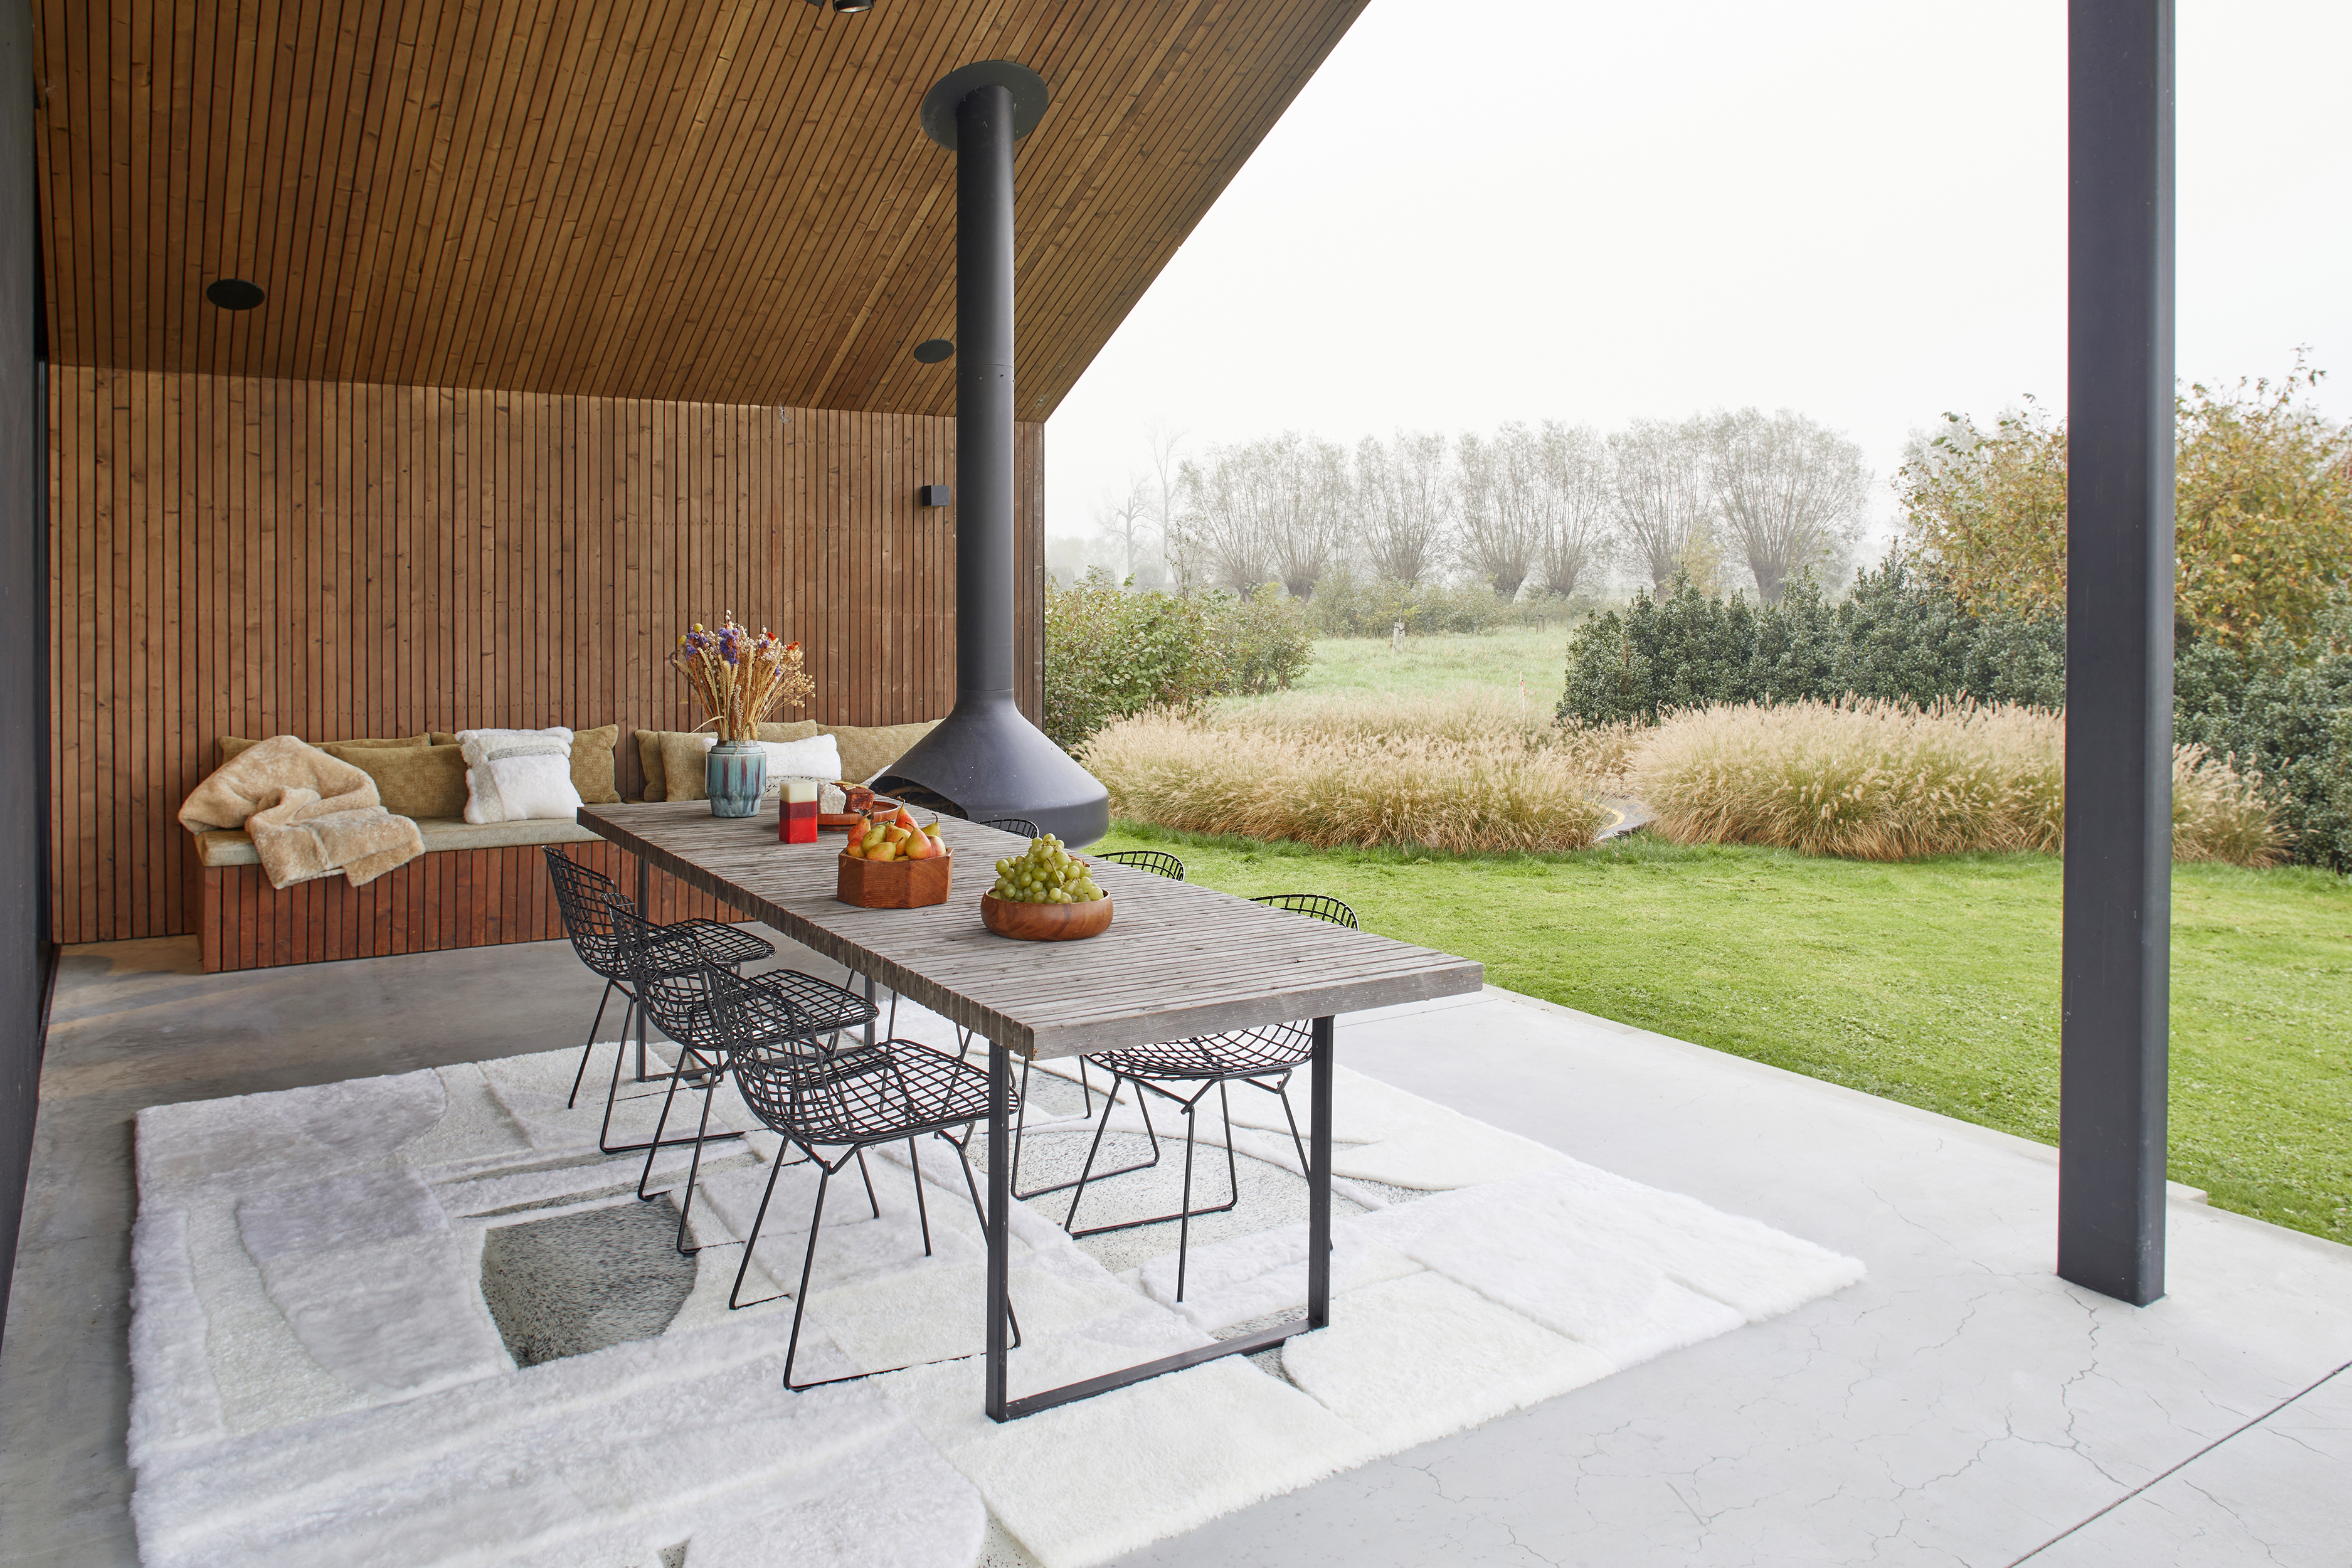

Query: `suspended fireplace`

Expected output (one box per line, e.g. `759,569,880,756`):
874,61,1110,846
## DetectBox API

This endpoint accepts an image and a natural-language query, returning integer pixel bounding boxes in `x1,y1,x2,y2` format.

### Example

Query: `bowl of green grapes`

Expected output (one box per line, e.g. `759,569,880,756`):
982,835,1113,941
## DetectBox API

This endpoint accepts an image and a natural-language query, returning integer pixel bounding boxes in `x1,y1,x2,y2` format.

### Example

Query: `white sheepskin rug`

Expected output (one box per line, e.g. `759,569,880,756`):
129,997,1863,1568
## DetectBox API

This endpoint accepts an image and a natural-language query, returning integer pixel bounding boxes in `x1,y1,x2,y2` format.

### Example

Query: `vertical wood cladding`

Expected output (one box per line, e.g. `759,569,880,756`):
49,366,1044,945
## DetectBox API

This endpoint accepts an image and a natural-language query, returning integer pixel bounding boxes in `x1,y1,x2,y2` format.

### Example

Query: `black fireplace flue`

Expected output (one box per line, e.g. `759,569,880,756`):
875,61,1110,847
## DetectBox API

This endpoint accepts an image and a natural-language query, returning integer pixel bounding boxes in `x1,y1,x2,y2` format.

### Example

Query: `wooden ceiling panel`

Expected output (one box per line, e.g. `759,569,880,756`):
35,0,1367,416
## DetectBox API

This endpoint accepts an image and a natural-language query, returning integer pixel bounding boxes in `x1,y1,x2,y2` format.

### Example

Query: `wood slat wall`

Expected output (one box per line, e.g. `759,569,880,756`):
34,0,1370,415
49,364,1043,946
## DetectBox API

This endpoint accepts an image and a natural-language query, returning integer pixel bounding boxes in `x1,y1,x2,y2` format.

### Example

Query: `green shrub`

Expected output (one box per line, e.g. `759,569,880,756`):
1043,574,1316,753
2176,603,2352,872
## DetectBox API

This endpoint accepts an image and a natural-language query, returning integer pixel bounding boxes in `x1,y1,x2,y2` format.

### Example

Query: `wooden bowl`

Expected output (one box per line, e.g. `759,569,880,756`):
981,892,1114,941
817,812,864,832
837,848,951,909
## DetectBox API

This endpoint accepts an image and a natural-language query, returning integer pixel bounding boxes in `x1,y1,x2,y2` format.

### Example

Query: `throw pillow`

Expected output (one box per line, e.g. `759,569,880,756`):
633,730,668,802
632,722,817,801
218,732,433,767
569,723,622,805
819,719,943,786
753,734,843,796
481,753,581,822
458,728,576,824
756,719,822,744
657,731,716,803
319,741,469,820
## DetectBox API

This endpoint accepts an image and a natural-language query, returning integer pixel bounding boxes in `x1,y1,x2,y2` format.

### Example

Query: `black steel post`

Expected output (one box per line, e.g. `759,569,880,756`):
1307,1015,1333,1329
2060,0,2173,1306
986,1041,1012,1421
955,82,1017,708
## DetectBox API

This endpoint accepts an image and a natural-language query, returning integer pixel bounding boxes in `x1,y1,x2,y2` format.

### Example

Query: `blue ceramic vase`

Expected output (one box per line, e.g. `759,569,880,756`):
705,738,766,818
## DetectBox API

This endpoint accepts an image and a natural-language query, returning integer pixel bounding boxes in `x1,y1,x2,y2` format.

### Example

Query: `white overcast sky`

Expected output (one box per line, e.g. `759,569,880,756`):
1039,0,2352,556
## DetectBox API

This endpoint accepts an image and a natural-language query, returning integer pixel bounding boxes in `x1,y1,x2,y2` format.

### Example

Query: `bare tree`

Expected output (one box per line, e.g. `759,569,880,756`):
1457,423,1550,600
1091,476,1157,581
1701,408,1870,602
1172,448,1273,594
1355,430,1453,585
1531,420,1611,598
1259,432,1353,599
1608,417,1715,589
1141,420,1189,583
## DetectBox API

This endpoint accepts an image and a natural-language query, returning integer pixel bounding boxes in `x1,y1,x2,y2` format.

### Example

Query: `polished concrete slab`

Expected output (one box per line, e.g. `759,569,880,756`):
5,937,2349,1567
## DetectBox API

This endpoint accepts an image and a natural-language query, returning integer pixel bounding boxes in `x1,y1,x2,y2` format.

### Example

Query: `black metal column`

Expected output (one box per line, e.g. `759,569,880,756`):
2060,0,2174,1306
986,1041,1012,1422
955,82,1017,710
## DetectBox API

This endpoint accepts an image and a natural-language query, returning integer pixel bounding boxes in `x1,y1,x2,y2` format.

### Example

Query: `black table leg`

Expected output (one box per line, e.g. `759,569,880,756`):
635,854,652,1083
993,1018,1341,1422
1308,1014,1333,1328
986,1040,1012,1422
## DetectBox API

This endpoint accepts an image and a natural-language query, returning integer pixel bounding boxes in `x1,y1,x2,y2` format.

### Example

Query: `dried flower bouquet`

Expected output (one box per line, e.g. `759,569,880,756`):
670,615,815,741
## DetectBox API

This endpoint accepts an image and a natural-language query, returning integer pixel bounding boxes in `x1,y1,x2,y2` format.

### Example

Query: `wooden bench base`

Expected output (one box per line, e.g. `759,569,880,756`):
194,841,741,973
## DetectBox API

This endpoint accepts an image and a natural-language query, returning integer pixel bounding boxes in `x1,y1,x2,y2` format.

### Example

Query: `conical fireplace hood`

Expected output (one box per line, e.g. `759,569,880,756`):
874,61,1109,846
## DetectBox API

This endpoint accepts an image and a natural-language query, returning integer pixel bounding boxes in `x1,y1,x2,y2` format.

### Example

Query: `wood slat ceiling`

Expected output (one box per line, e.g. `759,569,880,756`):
34,0,1365,415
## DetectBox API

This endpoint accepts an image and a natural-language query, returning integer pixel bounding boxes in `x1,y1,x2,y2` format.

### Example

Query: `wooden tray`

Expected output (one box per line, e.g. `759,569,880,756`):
837,848,951,908
982,892,1114,941
818,813,864,832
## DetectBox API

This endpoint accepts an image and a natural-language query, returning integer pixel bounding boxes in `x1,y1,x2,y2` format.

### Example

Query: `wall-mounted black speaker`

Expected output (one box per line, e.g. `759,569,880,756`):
917,484,951,508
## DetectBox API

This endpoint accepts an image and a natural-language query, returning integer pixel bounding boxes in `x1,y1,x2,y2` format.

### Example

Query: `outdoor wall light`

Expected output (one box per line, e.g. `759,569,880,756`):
911,338,954,363
807,0,875,12
918,484,951,507
204,278,265,310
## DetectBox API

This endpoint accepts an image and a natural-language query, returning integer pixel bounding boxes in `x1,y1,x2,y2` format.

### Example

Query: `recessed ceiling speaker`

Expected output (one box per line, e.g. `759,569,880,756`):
912,339,955,363
205,278,265,311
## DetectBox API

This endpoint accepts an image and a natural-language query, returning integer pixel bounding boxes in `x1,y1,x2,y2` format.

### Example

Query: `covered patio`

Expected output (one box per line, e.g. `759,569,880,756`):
4,1,2346,1565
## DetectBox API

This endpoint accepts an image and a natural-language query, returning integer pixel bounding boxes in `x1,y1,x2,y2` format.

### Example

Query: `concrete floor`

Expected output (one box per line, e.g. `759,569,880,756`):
6,936,2350,1567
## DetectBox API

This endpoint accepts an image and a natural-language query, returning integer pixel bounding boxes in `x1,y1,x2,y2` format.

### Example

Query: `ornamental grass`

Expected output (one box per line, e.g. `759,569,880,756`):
1081,702,1611,854
1630,697,2286,866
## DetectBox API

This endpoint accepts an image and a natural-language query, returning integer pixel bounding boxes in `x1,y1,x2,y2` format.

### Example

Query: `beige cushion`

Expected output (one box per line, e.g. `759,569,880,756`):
319,741,469,820
194,817,602,869
570,723,622,805
642,721,818,802
820,720,943,785
220,733,443,768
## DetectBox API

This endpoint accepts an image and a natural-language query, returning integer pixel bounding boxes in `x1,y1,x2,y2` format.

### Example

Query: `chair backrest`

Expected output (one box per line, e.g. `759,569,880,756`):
1094,848,1185,881
981,817,1040,838
1250,892,1359,929
543,847,632,980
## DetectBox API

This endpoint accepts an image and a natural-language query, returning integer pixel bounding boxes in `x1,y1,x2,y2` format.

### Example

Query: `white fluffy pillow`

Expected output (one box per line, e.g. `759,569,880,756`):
692,733,846,798
460,728,578,824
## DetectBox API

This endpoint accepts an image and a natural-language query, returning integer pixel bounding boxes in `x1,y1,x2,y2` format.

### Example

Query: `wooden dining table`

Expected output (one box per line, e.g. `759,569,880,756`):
578,800,1484,1421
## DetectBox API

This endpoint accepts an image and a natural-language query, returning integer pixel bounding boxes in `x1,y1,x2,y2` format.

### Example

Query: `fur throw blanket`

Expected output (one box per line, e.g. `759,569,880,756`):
177,736,425,889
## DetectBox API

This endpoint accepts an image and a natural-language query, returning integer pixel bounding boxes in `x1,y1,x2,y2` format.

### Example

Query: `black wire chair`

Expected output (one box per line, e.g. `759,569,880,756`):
1061,893,1359,1301
607,898,877,1254
1092,848,1185,881
695,966,1022,1391
980,817,1040,837
543,846,779,1155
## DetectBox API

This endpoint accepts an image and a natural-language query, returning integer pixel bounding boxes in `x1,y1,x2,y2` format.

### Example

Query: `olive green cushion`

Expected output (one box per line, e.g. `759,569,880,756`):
319,741,469,819
820,720,943,786
219,733,438,767
570,723,622,805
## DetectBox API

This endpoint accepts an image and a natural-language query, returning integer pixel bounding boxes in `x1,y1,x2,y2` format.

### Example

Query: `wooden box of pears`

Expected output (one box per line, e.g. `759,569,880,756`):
835,806,951,909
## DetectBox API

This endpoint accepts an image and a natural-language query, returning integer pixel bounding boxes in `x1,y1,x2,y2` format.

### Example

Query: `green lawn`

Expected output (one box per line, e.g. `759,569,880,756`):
1094,821,2352,1245
1236,625,1572,706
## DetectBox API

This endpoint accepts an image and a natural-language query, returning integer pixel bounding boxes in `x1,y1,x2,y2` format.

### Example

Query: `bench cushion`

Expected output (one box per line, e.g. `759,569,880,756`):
196,817,603,869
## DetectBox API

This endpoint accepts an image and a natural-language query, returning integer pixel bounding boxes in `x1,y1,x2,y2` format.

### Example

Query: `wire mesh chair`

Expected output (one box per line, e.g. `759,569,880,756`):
980,817,1040,837
699,967,1022,1391
1061,893,1359,1300
608,898,877,1254
543,846,779,1155
1092,849,1185,881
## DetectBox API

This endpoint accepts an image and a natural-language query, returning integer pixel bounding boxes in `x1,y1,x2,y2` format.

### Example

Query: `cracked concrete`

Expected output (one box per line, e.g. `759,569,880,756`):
6,946,2349,1568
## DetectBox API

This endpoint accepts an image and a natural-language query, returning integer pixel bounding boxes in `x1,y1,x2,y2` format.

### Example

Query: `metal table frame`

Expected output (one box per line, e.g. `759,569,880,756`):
579,803,1477,1422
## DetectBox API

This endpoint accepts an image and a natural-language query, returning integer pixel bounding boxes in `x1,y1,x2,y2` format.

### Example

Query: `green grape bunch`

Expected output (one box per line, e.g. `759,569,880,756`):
990,835,1107,904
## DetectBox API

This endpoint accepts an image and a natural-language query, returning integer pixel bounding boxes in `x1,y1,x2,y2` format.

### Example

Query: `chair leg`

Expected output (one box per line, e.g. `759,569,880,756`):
729,1142,795,1310
568,980,618,1109
635,1053,691,1202
946,1130,1022,1350
1064,1078,1243,1242
780,1168,835,1392
907,1136,933,1257
855,1148,882,1219
672,1060,726,1255
1060,1072,1130,1235
1175,1096,1200,1301
1014,1061,1161,1202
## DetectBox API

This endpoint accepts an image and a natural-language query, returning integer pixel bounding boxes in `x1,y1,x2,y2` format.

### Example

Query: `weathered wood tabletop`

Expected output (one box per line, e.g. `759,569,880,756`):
578,802,1483,1059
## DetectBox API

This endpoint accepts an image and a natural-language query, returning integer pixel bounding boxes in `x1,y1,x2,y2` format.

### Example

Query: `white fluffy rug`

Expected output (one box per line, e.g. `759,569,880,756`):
129,996,1863,1568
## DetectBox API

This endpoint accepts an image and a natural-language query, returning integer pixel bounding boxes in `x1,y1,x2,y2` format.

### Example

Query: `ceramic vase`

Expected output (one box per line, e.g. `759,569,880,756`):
705,738,766,818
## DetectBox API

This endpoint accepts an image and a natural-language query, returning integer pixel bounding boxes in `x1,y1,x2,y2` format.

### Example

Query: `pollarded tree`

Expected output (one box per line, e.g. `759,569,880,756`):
1171,448,1274,595
1259,432,1353,600
1532,420,1611,598
1608,416,1715,588
1092,475,1157,582
1355,430,1454,586
1702,408,1871,603
1457,424,1544,600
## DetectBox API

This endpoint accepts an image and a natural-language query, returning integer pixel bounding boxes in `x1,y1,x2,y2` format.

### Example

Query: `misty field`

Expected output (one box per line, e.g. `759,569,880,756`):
1091,822,2352,1247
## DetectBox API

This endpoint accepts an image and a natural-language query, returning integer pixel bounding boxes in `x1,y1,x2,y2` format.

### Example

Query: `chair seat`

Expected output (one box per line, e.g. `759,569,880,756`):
675,918,776,968
1096,1018,1313,1082
735,1040,1002,1147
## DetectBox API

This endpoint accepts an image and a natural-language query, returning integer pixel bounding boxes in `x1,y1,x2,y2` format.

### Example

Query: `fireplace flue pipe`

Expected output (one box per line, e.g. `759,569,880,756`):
876,62,1109,845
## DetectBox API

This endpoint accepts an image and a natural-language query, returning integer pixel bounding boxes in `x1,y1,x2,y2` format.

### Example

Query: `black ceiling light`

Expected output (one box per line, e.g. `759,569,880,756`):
911,338,954,363
808,0,874,12
204,278,265,311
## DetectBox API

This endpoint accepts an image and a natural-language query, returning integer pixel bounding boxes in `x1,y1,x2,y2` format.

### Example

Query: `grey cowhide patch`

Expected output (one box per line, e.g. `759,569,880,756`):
479,1197,697,1367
